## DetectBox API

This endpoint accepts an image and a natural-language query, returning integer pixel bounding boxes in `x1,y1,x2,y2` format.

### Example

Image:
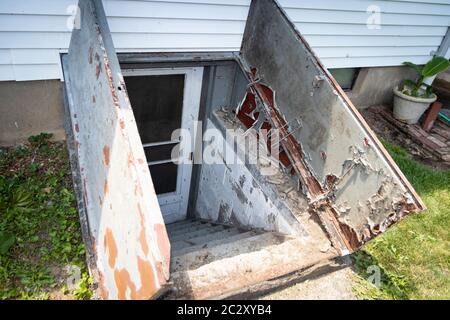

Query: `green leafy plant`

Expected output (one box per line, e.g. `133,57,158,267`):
402,56,450,98
72,271,94,300
0,232,15,255
0,178,34,215
28,132,53,152
0,138,89,300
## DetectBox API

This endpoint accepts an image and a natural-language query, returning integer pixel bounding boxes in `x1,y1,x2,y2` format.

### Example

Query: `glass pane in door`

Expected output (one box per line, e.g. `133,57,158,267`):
143,143,179,163
125,74,185,195
148,162,178,194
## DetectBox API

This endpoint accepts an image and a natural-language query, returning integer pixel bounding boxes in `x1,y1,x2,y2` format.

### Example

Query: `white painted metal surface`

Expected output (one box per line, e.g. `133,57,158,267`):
62,0,170,299
1,0,450,81
122,67,203,224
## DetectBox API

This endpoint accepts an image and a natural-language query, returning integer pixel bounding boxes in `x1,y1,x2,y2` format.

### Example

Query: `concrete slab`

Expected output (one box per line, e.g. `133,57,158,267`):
260,267,356,300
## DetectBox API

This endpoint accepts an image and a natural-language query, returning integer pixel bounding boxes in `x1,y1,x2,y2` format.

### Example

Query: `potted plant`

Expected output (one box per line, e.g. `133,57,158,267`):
393,56,450,124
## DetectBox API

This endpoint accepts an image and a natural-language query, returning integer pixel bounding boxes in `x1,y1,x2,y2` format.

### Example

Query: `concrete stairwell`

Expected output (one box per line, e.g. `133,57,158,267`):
163,219,341,299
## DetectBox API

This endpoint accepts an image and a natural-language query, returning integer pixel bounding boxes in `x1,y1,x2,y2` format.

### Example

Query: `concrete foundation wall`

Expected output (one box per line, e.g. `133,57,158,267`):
347,66,417,109
0,80,65,146
0,65,419,146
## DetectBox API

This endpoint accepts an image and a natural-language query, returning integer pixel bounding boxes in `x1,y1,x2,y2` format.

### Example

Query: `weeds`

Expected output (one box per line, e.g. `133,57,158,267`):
0,133,92,300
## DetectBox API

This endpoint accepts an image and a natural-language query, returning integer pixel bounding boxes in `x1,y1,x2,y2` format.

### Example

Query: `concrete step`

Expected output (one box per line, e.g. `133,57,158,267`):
171,229,256,256
167,232,337,300
168,222,221,239
167,219,249,254
169,224,227,242
171,232,288,273
166,220,204,233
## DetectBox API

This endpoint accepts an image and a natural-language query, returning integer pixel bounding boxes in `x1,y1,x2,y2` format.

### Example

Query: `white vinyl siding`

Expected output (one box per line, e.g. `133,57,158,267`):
0,0,449,81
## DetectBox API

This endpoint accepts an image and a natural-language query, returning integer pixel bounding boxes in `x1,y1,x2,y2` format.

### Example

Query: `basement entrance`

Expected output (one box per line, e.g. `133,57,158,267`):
119,63,342,297
62,0,423,300
120,61,340,299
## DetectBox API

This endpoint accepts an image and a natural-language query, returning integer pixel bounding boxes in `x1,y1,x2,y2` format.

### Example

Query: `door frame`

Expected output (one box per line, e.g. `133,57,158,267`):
122,67,204,224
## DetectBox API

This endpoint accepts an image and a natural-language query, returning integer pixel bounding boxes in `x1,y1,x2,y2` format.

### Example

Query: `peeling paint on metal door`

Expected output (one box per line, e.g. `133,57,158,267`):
61,0,170,299
239,0,425,254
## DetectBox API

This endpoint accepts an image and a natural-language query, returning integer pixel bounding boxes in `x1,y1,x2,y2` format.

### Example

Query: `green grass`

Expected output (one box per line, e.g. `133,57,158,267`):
0,133,92,300
352,139,450,300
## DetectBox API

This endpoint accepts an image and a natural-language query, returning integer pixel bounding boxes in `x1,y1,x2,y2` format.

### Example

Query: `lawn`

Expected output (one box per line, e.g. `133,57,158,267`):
0,133,91,299
353,140,450,300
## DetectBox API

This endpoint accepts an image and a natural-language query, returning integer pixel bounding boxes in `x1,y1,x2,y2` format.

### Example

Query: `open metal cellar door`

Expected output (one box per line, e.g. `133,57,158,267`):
62,0,170,299
237,0,424,254
62,0,425,299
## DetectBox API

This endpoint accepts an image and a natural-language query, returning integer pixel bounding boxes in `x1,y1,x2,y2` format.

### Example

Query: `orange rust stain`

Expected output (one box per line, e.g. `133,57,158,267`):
113,258,157,300
137,158,144,165
119,119,125,129
154,223,170,281
127,152,134,168
138,204,149,256
104,228,118,269
96,63,102,79
90,237,97,256
139,229,149,256
108,211,160,300
137,203,143,216
135,256,157,299
114,268,136,300
104,179,109,194
134,182,143,197
103,145,110,166
98,271,109,299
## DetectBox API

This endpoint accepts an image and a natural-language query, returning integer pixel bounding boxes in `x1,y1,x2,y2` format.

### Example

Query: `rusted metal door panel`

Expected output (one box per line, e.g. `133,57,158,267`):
62,0,170,299
239,0,425,254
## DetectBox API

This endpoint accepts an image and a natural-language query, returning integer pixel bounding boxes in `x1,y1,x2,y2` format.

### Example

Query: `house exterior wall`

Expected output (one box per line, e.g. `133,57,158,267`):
1,0,449,81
